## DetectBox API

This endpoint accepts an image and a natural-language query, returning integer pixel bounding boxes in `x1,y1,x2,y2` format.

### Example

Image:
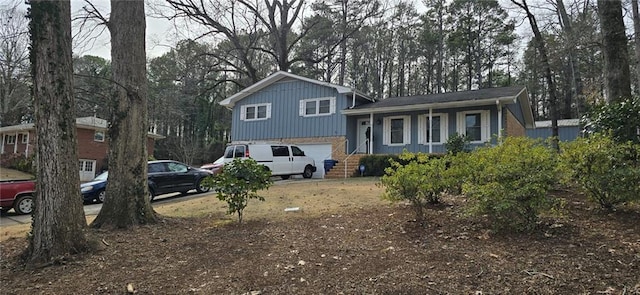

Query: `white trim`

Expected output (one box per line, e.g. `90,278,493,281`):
5,134,16,145
21,133,29,144
241,103,271,121
300,97,336,117
456,110,490,143
383,115,411,146
94,130,105,142
418,113,448,145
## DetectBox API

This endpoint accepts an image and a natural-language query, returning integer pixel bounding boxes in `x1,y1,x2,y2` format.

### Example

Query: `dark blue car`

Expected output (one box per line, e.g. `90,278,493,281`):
81,171,108,203
80,160,213,204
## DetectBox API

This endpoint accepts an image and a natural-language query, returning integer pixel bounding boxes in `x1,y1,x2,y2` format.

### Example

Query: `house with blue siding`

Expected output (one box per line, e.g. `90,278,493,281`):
220,71,535,178
526,119,581,141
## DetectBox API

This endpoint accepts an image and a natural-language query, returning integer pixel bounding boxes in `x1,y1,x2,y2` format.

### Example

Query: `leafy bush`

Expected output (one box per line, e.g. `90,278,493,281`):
358,154,401,176
559,134,640,210
463,137,558,232
445,132,471,155
0,153,35,175
380,152,450,224
204,158,273,223
582,96,640,144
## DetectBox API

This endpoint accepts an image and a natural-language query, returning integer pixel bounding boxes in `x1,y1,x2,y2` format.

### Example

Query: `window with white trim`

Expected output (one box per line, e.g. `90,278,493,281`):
456,110,490,143
299,97,336,117
383,116,411,146
21,133,29,144
241,103,271,121
94,130,105,142
5,135,16,144
418,114,448,144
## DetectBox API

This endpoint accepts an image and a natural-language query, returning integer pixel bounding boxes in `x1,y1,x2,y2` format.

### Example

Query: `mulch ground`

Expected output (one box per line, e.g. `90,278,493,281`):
1,190,639,294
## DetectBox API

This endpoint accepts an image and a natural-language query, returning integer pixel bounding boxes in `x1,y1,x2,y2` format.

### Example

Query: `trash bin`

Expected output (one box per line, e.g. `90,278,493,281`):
323,159,338,172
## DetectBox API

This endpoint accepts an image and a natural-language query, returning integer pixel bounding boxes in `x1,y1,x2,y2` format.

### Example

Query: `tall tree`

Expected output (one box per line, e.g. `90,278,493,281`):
511,0,559,147
597,0,631,102
91,0,157,228
631,0,640,91
0,1,31,126
27,0,90,265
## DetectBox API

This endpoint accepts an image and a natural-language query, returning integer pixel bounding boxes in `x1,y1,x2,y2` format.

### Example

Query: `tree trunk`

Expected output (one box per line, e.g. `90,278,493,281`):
512,0,559,148
597,0,632,103
27,0,90,265
632,0,640,91
557,0,584,117
91,0,157,229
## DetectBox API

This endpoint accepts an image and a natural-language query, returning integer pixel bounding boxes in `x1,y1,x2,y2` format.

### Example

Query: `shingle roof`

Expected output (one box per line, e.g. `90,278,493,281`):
349,86,526,111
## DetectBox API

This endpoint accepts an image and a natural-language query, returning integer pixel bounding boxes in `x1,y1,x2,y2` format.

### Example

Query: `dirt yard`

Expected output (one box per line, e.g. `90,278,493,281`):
1,178,639,294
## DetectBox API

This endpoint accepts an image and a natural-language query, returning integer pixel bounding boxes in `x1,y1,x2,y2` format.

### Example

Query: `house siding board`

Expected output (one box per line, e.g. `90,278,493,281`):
506,103,525,127
365,105,499,154
231,80,348,141
526,126,580,141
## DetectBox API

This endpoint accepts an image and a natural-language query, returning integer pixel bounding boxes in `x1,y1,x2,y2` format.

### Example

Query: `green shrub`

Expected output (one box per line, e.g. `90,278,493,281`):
463,137,558,232
583,96,640,144
204,158,273,223
380,152,450,224
358,154,401,176
445,132,471,155
559,134,640,210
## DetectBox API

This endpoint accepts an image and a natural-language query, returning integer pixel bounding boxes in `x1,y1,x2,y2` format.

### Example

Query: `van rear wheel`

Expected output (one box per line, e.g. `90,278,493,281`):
302,166,313,179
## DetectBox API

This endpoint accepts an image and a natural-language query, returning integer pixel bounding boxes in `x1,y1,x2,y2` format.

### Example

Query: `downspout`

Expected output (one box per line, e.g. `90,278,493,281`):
429,108,433,153
1,132,4,154
496,100,503,142
351,91,356,108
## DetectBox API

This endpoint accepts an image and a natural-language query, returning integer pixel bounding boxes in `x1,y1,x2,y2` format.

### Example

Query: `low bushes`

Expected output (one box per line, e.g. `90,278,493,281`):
560,134,640,210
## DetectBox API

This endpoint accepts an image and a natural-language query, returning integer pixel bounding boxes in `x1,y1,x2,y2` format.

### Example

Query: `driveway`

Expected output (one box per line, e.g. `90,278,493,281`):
0,190,212,227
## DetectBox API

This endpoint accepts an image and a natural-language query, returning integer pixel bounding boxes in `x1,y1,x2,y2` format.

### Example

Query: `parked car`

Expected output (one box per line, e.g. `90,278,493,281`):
200,156,224,175
80,171,108,203
223,143,317,179
147,160,213,200
0,179,36,215
80,160,214,203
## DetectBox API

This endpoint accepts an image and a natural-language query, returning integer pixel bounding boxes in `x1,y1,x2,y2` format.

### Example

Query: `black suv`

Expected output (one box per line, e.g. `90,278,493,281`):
147,160,213,200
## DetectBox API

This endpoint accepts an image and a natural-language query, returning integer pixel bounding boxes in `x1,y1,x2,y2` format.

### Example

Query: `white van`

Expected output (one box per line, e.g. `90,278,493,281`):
223,143,317,179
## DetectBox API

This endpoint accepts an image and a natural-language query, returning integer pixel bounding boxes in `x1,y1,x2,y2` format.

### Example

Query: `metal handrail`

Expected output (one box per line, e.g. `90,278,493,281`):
343,140,367,178
321,138,348,161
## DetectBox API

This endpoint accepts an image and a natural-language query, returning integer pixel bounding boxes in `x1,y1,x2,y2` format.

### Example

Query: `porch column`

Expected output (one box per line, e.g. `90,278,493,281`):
428,108,433,154
496,100,503,140
369,112,374,154
13,132,18,153
25,132,30,157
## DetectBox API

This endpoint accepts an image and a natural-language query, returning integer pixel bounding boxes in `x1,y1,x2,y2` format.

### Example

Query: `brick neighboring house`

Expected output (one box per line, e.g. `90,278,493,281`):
0,117,163,181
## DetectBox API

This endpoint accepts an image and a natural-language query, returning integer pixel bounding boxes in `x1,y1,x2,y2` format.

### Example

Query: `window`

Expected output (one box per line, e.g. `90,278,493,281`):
291,146,305,156
241,103,271,121
418,114,448,144
271,146,290,157
299,97,336,117
167,162,188,173
148,163,166,173
21,133,29,144
456,110,490,143
94,130,105,142
5,135,16,145
383,116,411,146
79,160,94,172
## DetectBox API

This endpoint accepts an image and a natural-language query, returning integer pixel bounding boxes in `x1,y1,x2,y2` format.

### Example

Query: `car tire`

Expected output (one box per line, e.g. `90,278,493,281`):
195,178,210,193
281,175,290,180
14,195,34,215
302,165,314,179
97,189,106,203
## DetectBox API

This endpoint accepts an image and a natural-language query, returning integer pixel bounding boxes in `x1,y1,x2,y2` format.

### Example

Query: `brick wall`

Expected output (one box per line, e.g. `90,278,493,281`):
505,109,526,137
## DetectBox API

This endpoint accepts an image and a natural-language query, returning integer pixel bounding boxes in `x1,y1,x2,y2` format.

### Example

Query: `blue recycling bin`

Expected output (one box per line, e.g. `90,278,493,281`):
323,159,338,172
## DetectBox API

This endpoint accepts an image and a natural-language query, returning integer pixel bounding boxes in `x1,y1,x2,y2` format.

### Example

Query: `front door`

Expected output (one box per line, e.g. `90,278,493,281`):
357,119,370,153
79,159,96,182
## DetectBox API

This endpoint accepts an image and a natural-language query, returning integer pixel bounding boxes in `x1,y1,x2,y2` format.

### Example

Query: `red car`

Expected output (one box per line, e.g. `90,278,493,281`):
0,179,36,215
200,157,224,175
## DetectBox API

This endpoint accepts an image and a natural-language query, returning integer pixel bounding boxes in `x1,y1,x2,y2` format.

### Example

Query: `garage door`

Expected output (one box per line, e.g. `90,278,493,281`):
296,144,332,179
